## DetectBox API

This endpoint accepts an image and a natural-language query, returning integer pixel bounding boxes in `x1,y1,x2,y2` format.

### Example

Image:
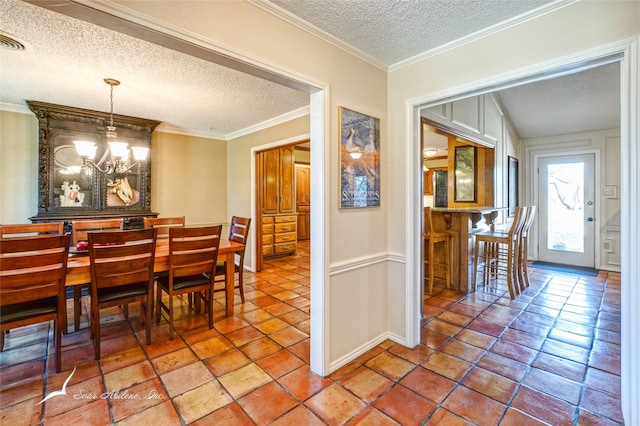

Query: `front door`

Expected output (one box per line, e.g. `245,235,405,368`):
538,153,596,267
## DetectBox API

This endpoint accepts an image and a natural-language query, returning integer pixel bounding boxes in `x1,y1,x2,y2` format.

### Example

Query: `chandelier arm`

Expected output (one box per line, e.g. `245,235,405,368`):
81,158,112,174
115,162,141,174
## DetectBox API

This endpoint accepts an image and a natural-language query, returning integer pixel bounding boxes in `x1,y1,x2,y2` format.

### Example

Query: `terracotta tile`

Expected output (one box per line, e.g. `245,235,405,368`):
191,335,233,359
306,383,367,425
442,385,505,425
103,360,156,392
151,347,197,375
239,308,274,325
577,408,624,426
0,375,43,407
213,316,250,334
238,381,298,424
263,302,296,316
345,406,399,426
99,346,147,374
160,361,213,397
399,365,455,403
462,366,517,404
218,363,272,398
279,309,309,325
531,351,586,382
204,348,252,377
524,367,582,404
252,317,290,334
511,385,576,425
239,336,282,360
365,351,415,381
0,359,45,384
269,326,308,347
256,349,305,379
355,346,384,364
548,328,593,348
328,361,362,381
43,375,103,418
288,339,310,363
278,366,332,401
142,332,187,358
441,339,485,363
455,329,496,349
110,378,168,422
175,380,232,422
45,398,110,426
476,352,528,382
501,328,546,350
490,339,538,364
580,386,624,423
224,326,264,347
117,400,181,425
0,396,42,425
421,352,471,382
339,366,393,402
541,339,590,364
425,319,463,336
585,367,620,396
373,384,435,426
99,333,139,358
588,351,621,375
387,343,433,364
437,310,474,327
500,407,549,425
190,402,254,426
426,408,475,425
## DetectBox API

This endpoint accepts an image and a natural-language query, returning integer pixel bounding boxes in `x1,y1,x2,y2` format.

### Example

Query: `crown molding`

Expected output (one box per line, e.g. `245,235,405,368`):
226,105,310,140
0,102,31,114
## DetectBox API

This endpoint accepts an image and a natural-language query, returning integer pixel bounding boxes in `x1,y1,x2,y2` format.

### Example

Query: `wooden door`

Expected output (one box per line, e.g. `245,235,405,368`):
279,146,296,213
261,149,279,215
296,165,311,240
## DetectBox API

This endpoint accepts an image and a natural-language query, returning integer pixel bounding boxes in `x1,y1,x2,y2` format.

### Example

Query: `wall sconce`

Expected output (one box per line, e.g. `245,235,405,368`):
74,78,148,174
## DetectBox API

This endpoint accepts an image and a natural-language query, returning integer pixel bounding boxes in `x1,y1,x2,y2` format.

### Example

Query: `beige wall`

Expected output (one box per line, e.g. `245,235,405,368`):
0,110,39,224
151,131,228,227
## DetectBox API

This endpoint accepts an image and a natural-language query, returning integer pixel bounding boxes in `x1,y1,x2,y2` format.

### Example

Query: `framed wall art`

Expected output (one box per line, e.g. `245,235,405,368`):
339,107,380,208
454,145,476,202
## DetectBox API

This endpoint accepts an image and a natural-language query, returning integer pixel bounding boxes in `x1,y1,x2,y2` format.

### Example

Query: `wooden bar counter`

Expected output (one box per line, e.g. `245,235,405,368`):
428,207,506,292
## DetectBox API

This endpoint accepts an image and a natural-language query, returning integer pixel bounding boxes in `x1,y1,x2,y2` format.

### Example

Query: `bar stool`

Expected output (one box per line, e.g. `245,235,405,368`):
517,206,536,291
472,206,527,299
424,207,451,295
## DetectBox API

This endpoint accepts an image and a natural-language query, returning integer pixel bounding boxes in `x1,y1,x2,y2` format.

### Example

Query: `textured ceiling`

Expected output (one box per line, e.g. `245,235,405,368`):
270,0,552,66
0,0,620,140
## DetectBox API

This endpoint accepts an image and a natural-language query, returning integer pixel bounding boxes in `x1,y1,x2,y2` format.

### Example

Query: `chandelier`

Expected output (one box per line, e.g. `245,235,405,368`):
74,78,149,174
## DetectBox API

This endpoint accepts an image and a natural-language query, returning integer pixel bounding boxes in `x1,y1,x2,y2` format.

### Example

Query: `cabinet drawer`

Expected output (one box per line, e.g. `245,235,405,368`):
274,215,296,223
263,245,274,256
262,223,274,234
275,222,296,233
275,232,296,243
275,242,296,254
297,204,310,213
263,234,274,245
263,216,274,224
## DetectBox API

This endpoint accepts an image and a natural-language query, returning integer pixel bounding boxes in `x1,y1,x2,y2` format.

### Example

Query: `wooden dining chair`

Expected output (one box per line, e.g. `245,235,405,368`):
213,216,251,303
143,216,185,238
156,226,222,340
71,218,124,331
517,206,537,291
473,206,527,299
0,234,71,372
1,222,64,238
424,207,450,295
87,228,157,359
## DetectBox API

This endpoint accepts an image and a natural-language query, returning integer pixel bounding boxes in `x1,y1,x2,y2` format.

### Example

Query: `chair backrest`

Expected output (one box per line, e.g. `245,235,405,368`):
424,207,436,236
229,216,251,266
144,216,185,238
1,222,64,239
72,219,123,244
507,206,528,240
521,206,537,237
88,228,157,292
168,225,222,280
0,234,71,306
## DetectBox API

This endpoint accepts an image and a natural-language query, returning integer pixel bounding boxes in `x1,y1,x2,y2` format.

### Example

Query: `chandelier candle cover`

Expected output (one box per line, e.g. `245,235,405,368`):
74,78,149,174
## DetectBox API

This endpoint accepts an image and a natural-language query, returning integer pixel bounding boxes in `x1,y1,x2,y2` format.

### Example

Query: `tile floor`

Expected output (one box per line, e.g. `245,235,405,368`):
0,240,623,425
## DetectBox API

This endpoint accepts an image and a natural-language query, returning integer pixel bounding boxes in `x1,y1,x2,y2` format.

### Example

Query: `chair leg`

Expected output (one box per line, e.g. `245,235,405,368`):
238,272,245,303
472,239,480,292
1,329,5,352
505,243,516,299
168,295,175,341
93,307,101,360
444,239,450,289
74,286,82,331
55,319,62,373
428,241,435,296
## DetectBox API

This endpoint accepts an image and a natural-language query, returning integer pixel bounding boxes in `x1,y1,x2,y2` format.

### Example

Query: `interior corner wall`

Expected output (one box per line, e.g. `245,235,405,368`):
226,115,310,272
151,131,227,227
0,109,39,224
520,128,621,272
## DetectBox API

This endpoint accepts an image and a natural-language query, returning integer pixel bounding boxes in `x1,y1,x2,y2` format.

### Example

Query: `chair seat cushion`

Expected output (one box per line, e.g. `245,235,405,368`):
97,283,149,304
214,261,239,276
0,297,58,324
157,274,211,291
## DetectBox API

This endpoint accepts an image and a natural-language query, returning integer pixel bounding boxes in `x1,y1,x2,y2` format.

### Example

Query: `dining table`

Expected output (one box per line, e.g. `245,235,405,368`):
65,238,245,318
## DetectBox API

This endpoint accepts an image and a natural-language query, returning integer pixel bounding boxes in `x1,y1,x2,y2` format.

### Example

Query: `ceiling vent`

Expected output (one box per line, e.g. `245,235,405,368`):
0,33,26,51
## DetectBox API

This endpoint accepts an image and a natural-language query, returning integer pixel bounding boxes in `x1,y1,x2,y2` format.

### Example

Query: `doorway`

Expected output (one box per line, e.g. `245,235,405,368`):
537,153,596,267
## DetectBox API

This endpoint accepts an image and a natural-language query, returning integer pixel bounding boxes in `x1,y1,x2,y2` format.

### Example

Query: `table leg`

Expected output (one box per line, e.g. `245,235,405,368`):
224,252,234,317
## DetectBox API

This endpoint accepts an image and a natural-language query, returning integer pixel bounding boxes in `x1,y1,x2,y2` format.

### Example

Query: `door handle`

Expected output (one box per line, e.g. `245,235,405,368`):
586,217,594,222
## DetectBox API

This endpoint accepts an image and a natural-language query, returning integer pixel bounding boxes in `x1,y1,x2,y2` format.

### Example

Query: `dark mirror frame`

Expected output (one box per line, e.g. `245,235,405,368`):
28,101,160,223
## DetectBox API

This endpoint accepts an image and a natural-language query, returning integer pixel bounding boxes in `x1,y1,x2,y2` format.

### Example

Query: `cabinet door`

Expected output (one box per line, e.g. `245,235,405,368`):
296,165,310,204
279,146,296,213
262,150,279,214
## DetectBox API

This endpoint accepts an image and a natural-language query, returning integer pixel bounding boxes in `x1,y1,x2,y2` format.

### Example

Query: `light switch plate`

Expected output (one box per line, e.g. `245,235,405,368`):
602,186,617,198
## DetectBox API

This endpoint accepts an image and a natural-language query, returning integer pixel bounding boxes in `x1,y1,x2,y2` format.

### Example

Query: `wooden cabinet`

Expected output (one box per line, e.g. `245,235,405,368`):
296,165,310,240
259,146,297,258
424,167,447,195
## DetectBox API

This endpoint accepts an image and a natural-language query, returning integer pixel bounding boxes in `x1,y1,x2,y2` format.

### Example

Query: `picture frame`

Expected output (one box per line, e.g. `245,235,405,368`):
339,107,381,208
508,156,519,216
454,145,476,202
